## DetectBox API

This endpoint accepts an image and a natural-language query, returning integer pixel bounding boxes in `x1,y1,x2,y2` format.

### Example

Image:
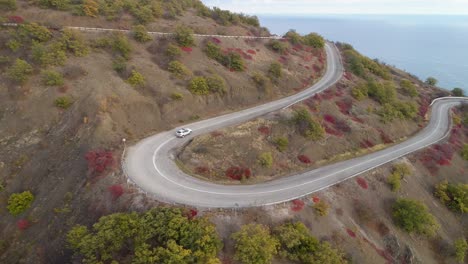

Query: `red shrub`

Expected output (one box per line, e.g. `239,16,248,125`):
324,114,336,124
312,196,320,203
360,139,375,149
344,72,352,80
9,16,24,24
211,131,224,137
195,166,210,175
356,177,368,189
226,166,251,180
336,99,353,115
313,65,321,73
181,47,193,53
85,150,114,175
258,126,270,135
17,219,30,230
108,184,124,200
188,209,198,219
246,49,256,55
211,37,221,44
313,93,322,102
291,199,305,211
298,155,312,164
346,228,356,238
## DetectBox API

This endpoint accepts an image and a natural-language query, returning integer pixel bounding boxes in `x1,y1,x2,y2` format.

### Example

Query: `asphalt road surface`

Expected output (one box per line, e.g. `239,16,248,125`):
124,42,466,208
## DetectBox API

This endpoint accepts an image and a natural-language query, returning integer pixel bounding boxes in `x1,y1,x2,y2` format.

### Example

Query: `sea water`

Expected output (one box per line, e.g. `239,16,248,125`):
259,15,468,93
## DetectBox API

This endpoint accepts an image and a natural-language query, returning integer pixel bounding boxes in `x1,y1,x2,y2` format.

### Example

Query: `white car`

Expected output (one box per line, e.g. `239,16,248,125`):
175,128,192,138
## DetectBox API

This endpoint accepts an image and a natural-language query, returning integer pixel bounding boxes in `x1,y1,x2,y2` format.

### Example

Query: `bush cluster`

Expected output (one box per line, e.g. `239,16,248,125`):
188,74,226,95
400,79,418,97
232,224,278,264
283,30,326,48
343,46,390,79
165,43,182,58
258,152,273,168
434,181,468,213
205,7,260,27
167,60,191,78
174,25,195,47
7,191,34,216
313,201,330,216
203,41,245,71
67,208,222,263
6,59,33,84
126,70,145,87
387,163,411,192
392,198,439,236
268,62,282,80
268,40,288,54
293,108,325,140
132,25,152,43
42,70,64,86
274,137,289,152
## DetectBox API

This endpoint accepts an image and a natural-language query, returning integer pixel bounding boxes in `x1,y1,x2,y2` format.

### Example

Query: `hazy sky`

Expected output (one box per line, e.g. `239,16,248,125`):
202,0,468,15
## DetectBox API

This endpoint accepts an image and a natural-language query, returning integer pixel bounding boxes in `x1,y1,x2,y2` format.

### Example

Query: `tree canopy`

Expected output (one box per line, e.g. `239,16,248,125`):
67,207,222,263
232,224,278,264
392,198,439,236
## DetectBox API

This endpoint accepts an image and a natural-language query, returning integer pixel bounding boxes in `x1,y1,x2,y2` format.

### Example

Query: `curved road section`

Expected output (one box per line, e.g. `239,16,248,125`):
125,43,466,208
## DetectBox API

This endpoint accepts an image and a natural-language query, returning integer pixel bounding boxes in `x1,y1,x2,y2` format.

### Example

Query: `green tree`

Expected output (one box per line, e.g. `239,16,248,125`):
42,70,64,86
274,137,288,152
174,25,195,47
166,43,182,58
434,181,468,213
133,25,152,43
127,70,145,87
232,224,278,264
274,222,347,264
188,77,209,95
454,238,468,263
425,77,438,86
67,208,222,263
302,33,325,48
452,88,465,97
258,152,273,168
268,62,282,80
7,191,34,216
6,59,33,84
293,108,324,140
392,198,439,236
400,79,418,97
168,60,191,78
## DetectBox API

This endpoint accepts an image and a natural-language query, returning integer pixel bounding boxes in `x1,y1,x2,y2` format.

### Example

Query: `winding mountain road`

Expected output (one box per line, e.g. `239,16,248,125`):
124,42,466,208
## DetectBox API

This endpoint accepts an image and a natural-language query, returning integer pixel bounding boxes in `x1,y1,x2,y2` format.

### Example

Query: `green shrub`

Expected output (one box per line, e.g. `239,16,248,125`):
268,62,282,79
67,208,222,264
378,101,418,123
0,0,17,10
55,96,73,109
31,41,67,66
454,238,468,263
351,83,368,100
6,59,33,84
274,137,289,152
434,181,468,213
7,191,34,216
221,52,245,71
343,48,390,79
132,25,152,43
131,5,154,24
268,40,287,54
426,77,438,86
42,70,64,86
258,152,273,168
302,33,325,48
400,79,418,97
387,173,401,192
252,72,269,88
59,29,90,57
284,30,302,44
168,60,191,78
204,41,222,60
206,74,226,94
38,0,70,10
293,108,324,140
112,33,132,59
462,144,468,161
452,87,465,97
274,222,347,264
313,201,330,216
393,163,411,176
7,39,22,52
126,70,145,87
18,23,52,43
368,81,396,104
188,77,209,95
174,25,195,47
171,92,183,100
112,56,127,73
392,198,439,236
232,224,278,264
165,43,182,58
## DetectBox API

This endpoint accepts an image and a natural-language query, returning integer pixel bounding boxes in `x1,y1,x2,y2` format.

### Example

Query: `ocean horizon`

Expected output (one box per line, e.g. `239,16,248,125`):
258,14,468,93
